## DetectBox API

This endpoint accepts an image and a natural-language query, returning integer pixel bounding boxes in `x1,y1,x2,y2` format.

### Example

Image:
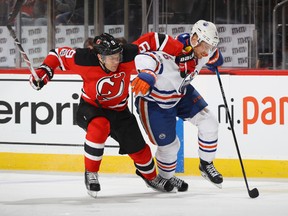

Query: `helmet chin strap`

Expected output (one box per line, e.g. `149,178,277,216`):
98,55,111,74
99,61,111,74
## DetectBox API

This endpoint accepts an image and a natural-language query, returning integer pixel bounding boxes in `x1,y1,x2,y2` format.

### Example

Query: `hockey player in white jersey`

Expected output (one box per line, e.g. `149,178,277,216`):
131,20,224,190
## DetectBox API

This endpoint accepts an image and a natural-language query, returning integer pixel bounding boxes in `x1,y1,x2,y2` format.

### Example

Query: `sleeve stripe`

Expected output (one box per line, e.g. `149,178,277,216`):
158,35,169,51
154,33,160,50
51,48,66,71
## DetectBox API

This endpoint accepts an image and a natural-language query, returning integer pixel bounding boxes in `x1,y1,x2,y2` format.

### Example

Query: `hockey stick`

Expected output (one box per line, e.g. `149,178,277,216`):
215,67,259,199
7,0,40,82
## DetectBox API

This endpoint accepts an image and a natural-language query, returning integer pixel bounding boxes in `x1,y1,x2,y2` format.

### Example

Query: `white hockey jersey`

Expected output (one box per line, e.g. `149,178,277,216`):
134,51,210,109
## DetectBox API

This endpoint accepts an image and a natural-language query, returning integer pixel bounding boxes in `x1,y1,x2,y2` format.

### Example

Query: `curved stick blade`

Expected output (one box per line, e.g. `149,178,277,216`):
249,188,259,198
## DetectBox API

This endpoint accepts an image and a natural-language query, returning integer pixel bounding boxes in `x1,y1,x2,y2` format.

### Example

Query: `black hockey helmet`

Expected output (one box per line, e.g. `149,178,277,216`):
93,33,123,55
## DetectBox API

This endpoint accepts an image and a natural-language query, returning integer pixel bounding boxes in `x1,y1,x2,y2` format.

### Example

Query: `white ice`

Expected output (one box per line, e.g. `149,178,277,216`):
0,171,287,216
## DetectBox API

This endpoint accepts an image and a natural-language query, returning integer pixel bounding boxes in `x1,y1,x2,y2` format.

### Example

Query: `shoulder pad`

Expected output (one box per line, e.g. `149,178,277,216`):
122,44,138,62
74,48,100,66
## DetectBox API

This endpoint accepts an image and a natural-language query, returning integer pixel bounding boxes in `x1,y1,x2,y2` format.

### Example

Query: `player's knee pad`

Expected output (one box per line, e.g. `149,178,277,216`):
155,137,180,162
187,107,218,140
86,117,110,143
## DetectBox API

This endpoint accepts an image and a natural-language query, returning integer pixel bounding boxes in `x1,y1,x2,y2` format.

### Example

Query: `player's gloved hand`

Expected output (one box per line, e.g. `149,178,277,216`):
175,34,196,78
178,58,197,78
206,49,224,73
176,48,197,78
29,64,54,90
175,33,191,48
131,69,156,96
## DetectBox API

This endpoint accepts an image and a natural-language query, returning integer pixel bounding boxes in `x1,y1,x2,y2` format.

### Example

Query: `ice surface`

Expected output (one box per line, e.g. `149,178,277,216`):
0,171,287,216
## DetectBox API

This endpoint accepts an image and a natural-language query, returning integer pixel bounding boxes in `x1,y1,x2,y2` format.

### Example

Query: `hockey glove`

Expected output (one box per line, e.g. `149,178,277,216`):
131,69,156,96
206,49,224,73
29,64,54,90
175,33,191,48
175,34,197,78
176,49,197,78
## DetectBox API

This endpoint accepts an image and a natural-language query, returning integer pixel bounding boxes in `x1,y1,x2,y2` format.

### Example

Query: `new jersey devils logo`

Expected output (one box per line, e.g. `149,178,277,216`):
96,72,126,100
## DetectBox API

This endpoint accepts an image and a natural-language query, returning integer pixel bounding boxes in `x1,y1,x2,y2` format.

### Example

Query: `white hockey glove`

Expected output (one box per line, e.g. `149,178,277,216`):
29,64,54,90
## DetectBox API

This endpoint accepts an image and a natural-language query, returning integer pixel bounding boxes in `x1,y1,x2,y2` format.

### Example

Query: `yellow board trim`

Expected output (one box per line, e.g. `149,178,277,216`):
0,152,287,178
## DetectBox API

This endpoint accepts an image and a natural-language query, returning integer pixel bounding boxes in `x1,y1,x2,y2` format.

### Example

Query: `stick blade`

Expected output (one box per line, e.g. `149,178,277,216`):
249,188,259,198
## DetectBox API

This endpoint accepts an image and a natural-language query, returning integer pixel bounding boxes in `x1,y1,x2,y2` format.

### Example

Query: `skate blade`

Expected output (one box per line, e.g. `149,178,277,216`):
144,182,177,193
151,187,177,193
200,171,222,189
171,187,178,193
87,190,98,198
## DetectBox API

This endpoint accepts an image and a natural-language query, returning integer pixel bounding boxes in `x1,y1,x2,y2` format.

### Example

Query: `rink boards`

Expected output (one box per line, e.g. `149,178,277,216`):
0,69,287,178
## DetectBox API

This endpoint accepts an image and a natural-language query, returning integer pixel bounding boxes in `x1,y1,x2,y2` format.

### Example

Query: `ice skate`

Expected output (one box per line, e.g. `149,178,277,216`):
85,171,101,198
199,159,223,188
169,176,189,192
136,169,174,192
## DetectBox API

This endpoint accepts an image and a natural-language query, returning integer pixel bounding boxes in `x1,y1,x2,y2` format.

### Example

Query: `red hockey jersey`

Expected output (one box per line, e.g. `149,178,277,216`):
41,33,184,111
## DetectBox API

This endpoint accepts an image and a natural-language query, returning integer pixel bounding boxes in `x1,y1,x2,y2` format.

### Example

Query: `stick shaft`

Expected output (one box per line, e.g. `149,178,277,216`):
6,0,39,81
7,0,26,24
215,68,251,193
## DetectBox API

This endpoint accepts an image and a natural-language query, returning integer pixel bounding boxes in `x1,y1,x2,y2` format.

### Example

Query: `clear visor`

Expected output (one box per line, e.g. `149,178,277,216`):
199,41,217,54
193,40,217,57
101,52,123,63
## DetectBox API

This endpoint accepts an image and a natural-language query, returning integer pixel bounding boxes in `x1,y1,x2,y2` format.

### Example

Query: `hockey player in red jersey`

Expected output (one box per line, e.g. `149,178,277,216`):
29,33,184,197
131,20,224,190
